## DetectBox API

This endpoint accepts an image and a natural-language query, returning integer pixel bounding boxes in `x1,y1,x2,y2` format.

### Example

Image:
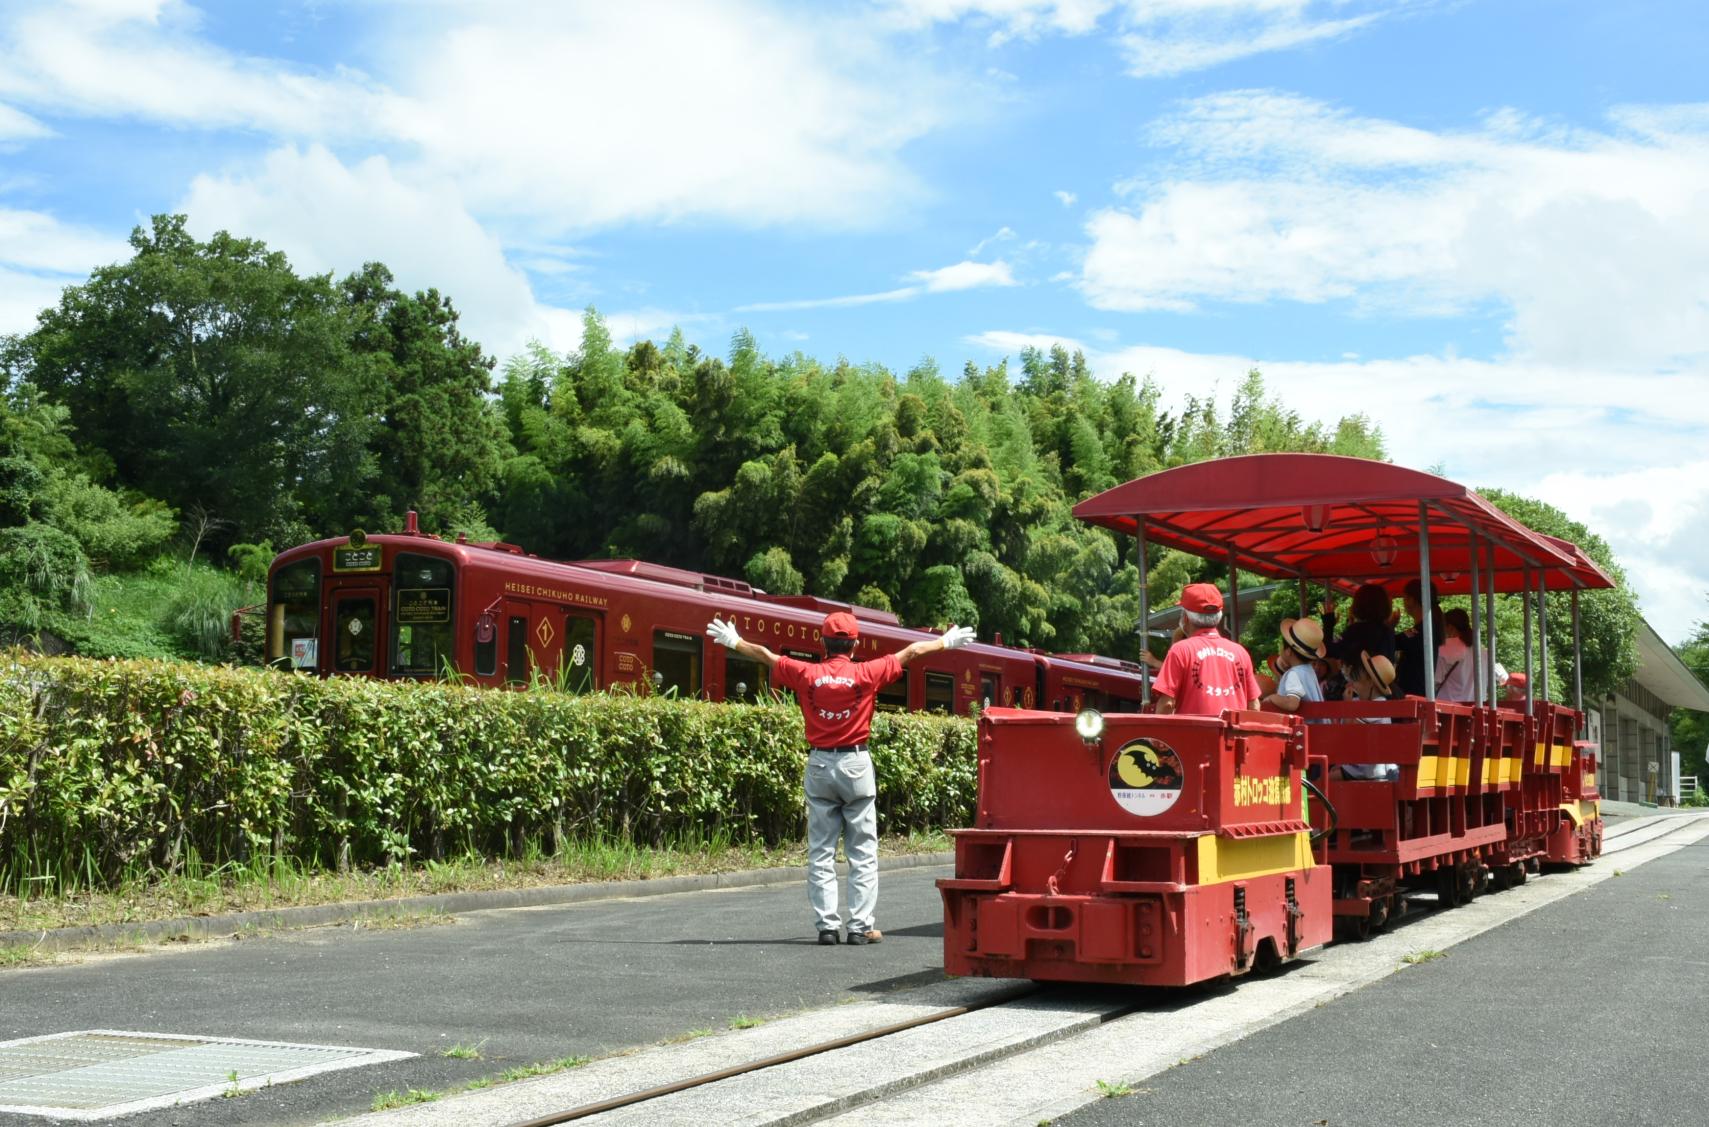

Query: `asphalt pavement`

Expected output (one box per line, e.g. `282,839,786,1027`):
1054,833,1709,1127
0,867,954,1127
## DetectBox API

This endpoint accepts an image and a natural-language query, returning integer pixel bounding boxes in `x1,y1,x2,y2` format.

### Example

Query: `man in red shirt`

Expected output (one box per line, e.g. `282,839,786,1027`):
1151,583,1260,716
707,610,974,945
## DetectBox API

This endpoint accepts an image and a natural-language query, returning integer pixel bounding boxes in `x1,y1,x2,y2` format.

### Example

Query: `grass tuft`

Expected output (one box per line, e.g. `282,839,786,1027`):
1095,1079,1135,1098
441,1040,487,1061
1401,949,1447,965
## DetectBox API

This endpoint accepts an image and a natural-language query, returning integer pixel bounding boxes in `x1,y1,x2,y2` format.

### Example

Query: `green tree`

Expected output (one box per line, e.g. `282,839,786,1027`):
3,215,381,548
1671,616,1709,783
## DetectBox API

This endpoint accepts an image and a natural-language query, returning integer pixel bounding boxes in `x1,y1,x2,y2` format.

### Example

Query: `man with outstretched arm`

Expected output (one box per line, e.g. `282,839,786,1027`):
707,610,975,946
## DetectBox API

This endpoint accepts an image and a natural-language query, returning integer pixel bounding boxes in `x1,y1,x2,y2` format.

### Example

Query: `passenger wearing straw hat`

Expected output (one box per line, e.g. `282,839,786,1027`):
1263,617,1327,715
1340,651,1399,780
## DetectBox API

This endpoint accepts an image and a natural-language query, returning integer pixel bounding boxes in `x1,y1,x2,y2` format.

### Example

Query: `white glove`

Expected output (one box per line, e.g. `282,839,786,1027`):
940,625,976,650
707,617,743,649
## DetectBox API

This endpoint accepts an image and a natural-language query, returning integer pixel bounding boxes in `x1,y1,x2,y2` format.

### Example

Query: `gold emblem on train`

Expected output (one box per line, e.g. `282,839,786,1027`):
536,617,555,647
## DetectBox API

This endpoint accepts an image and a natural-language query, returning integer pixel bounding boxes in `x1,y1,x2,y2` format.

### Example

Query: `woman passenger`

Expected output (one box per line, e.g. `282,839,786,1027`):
1323,584,1397,666
1434,608,1482,702
1394,578,1443,698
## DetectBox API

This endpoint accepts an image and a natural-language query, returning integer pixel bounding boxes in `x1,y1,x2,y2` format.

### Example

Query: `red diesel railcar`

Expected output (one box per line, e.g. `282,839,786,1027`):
260,515,1147,716
942,454,1609,983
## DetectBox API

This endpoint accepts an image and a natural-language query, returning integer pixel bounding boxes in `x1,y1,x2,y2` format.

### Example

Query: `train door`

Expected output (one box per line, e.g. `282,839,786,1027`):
979,672,1000,711
501,600,564,686
562,611,601,693
329,587,383,675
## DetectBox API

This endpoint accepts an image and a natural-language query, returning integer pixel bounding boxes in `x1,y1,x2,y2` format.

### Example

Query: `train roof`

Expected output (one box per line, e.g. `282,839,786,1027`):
1073,453,1579,588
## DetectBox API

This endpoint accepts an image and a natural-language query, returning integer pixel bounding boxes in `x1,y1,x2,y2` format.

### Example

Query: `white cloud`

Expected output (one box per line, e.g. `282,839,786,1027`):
880,1,1393,72
908,259,1019,291
0,1,402,137
740,258,1017,312
0,208,132,335
0,207,131,274
1054,189,1078,207
1082,91,1709,369
969,226,1017,255
1116,7,1382,78
178,145,561,359
966,327,1709,642
0,1,954,232
603,307,722,344
0,102,51,141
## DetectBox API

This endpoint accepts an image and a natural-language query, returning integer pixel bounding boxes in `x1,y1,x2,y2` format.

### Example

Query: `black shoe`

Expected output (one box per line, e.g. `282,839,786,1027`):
846,930,868,946
818,930,840,945
847,928,882,946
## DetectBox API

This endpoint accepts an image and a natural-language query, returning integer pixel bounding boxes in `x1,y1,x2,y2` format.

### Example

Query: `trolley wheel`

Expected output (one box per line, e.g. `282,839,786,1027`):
1336,915,1374,942
1436,866,1463,908
1510,862,1528,886
1369,896,1391,932
1472,865,1492,896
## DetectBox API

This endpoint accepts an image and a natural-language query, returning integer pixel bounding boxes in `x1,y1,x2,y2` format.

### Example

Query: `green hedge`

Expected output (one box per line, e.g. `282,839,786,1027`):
0,655,976,889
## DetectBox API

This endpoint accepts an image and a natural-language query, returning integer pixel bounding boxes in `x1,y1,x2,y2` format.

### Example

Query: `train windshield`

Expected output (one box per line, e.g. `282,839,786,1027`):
392,552,456,676
267,558,321,668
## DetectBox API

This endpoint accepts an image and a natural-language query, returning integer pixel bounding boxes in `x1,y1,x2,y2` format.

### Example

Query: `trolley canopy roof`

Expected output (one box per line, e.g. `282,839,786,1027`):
1426,533,1617,595
1073,454,1576,586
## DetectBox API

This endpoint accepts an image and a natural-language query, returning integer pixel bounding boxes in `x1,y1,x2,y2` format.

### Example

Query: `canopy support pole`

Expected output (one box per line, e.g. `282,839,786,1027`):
1137,523,1151,709
1538,573,1550,704
1469,533,1484,707
1522,569,1534,716
1418,502,1436,701
1228,549,1241,647
1484,542,1498,706
1572,588,1584,730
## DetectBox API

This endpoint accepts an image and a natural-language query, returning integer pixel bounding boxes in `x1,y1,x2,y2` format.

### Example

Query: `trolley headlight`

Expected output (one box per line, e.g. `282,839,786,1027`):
1074,708,1105,742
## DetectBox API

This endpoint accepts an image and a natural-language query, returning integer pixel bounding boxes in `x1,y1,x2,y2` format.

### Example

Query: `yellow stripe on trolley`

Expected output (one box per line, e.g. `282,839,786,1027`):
1417,755,1438,787
1551,745,1571,768
1196,832,1316,885
1455,757,1470,787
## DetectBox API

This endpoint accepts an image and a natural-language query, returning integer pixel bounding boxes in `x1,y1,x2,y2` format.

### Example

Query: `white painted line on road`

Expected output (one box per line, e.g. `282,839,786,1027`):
814,818,1709,1127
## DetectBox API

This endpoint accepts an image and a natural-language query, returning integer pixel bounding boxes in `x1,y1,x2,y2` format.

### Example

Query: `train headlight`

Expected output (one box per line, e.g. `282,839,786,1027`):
1075,708,1105,742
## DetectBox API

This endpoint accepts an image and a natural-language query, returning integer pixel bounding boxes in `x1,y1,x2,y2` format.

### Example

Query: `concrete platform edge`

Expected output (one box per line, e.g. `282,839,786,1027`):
0,851,953,955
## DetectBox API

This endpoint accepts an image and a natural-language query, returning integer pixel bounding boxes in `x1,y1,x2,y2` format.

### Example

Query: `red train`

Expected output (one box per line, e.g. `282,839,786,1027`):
940,453,1609,986
260,514,1148,716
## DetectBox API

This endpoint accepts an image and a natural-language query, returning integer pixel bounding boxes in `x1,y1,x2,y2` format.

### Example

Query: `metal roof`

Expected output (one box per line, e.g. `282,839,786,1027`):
1633,619,1709,712
1074,454,1574,586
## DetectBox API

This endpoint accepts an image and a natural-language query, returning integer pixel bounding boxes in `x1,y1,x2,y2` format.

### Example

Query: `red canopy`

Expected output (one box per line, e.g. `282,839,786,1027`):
1073,454,1575,586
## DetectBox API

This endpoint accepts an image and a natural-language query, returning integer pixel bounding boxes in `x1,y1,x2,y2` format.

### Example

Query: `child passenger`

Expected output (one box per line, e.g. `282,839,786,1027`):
1262,618,1327,716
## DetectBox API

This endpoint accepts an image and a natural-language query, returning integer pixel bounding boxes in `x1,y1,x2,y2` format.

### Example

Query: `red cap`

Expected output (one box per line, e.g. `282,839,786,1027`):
822,611,860,639
1179,583,1223,613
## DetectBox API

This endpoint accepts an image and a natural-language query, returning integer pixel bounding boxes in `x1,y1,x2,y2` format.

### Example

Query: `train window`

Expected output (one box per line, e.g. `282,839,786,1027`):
392,553,455,677
924,671,955,714
725,653,767,702
653,630,702,697
564,614,598,693
979,673,1000,712
266,558,321,668
332,596,377,673
506,615,529,684
1111,697,1141,713
876,673,909,712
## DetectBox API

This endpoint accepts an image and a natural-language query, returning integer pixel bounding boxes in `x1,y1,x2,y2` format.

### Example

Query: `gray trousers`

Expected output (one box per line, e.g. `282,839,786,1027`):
804,749,879,934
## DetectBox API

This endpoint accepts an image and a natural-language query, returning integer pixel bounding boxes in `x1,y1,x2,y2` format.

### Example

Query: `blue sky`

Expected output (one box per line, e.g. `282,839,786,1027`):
2,0,1708,642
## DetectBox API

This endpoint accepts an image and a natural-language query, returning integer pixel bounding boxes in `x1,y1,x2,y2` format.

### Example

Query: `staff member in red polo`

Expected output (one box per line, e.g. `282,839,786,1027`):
707,611,974,946
1151,583,1260,716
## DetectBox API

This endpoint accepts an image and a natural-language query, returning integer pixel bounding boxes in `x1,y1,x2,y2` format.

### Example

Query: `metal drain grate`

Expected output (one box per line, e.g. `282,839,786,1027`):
0,1030,414,1120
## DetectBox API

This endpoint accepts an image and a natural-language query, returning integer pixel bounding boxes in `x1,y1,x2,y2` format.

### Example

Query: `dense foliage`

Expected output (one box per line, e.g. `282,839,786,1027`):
0,656,973,891
1670,616,1709,782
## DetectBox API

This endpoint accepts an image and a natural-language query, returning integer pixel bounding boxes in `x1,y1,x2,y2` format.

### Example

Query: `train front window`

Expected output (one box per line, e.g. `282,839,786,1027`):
267,558,321,668
653,630,702,697
924,671,956,714
392,553,455,676
979,673,1000,712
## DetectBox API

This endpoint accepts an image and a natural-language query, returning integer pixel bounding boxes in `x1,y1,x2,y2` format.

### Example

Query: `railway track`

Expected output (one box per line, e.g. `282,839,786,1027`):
353,813,1709,1127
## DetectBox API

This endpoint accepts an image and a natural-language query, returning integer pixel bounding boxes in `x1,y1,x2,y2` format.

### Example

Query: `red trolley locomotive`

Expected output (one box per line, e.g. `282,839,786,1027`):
260,514,1149,717
940,454,1608,985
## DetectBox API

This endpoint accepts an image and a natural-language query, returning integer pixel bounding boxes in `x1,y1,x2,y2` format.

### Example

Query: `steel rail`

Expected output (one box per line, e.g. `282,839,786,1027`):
505,985,1062,1127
